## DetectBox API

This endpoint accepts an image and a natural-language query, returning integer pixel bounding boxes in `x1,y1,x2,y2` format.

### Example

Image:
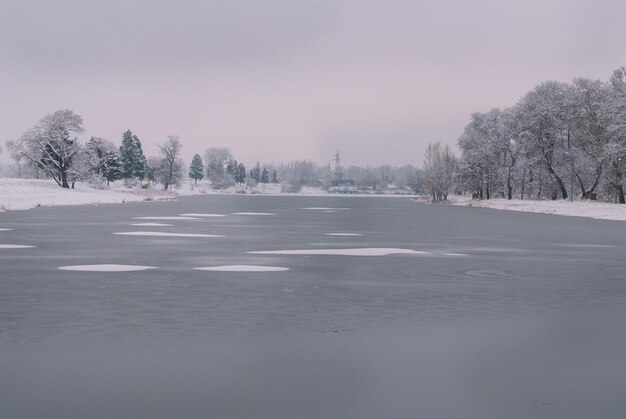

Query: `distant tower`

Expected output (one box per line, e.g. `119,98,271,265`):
334,149,343,181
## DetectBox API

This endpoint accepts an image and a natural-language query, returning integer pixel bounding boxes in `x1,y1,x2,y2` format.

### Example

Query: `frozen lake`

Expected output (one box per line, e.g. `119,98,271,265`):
1,195,626,418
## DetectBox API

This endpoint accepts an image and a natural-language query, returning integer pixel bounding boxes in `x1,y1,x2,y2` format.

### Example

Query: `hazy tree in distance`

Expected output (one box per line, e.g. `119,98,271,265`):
7,109,84,188
189,153,204,184
204,147,234,189
261,167,269,184
272,170,278,184
235,162,247,184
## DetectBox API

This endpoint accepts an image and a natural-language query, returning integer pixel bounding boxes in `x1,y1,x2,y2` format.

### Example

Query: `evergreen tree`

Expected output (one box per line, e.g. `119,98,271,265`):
236,162,246,184
272,170,278,184
261,167,269,184
119,130,147,181
189,153,204,184
226,159,238,177
250,162,261,182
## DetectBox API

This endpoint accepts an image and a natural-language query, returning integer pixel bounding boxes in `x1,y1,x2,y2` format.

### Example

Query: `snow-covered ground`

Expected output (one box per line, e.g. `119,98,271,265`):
448,195,626,221
0,178,177,211
3,177,625,221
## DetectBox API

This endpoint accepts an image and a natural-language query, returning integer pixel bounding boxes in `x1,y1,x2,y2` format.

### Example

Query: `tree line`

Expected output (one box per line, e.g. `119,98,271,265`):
451,66,626,203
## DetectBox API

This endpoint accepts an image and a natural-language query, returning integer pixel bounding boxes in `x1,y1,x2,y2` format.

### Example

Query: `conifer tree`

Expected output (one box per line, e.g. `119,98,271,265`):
119,130,147,181
189,153,204,184
261,167,269,184
272,170,278,184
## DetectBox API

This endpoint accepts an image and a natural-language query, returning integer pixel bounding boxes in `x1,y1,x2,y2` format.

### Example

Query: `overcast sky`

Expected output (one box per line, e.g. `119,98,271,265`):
1,0,625,167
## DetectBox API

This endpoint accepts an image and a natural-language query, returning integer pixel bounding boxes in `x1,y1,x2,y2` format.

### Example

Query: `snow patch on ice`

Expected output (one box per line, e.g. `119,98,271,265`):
231,212,276,216
194,265,289,272
130,223,174,227
248,248,429,256
303,207,351,210
179,213,227,217
0,228,13,231
133,216,200,220
114,231,224,238
59,264,157,272
0,244,35,249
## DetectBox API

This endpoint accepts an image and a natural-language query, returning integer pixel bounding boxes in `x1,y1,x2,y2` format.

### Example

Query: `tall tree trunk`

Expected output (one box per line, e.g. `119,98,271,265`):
545,164,568,199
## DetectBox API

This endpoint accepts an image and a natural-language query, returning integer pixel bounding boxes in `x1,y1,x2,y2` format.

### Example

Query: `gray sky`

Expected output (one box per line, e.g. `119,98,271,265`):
1,0,625,167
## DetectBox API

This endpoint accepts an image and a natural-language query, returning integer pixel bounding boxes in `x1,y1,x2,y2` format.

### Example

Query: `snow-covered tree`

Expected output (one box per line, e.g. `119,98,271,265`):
156,136,183,190
85,137,122,186
7,109,84,188
189,153,204,184
119,130,147,182
204,147,234,189
423,142,457,201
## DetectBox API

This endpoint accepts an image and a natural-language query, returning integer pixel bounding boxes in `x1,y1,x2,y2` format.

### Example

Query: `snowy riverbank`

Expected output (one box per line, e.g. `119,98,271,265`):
448,195,626,221
2,178,625,221
0,178,339,211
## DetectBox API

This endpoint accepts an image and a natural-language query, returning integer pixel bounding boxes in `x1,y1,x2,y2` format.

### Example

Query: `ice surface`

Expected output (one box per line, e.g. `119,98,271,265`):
194,265,289,272
248,248,429,256
325,233,362,236
58,264,157,272
114,231,224,238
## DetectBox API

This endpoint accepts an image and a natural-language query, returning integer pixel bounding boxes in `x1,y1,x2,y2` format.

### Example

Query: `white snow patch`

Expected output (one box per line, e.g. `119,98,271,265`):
0,228,13,231
0,244,35,249
448,195,626,221
179,213,227,217
194,265,289,272
59,264,157,272
130,223,174,227
132,216,200,220
325,233,363,236
231,212,276,216
303,207,351,210
323,210,337,213
114,231,224,238
248,248,429,256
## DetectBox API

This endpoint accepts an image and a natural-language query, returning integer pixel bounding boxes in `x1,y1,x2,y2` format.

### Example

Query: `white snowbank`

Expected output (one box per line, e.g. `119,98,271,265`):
447,195,626,221
0,178,172,211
